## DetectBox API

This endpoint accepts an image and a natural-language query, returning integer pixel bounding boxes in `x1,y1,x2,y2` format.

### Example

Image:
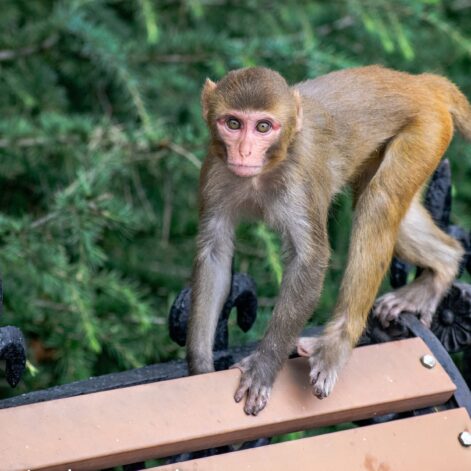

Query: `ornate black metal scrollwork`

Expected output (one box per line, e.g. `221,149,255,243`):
0,326,26,388
360,314,411,346
169,272,258,368
423,159,452,230
0,279,27,387
431,283,471,353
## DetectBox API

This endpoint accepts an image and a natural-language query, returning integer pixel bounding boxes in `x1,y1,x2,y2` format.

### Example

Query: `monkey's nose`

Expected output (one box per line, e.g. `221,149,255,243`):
239,140,252,159
240,150,252,158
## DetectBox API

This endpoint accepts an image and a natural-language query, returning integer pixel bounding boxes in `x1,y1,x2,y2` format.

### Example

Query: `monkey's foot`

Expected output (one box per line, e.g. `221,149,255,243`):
297,336,351,399
373,284,439,328
231,353,275,416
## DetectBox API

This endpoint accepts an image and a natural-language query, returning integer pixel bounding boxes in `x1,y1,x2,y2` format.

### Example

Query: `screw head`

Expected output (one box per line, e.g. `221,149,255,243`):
420,354,437,369
458,431,471,447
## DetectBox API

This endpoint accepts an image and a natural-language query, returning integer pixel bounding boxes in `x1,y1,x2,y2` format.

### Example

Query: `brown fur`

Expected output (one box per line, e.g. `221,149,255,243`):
188,65,470,415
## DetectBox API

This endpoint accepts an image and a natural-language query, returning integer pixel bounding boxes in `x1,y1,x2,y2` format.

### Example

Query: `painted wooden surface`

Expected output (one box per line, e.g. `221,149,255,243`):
0,338,456,470
154,408,471,471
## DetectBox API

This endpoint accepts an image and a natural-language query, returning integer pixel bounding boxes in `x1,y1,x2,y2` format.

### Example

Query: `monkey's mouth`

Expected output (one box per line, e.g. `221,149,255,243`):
227,163,263,177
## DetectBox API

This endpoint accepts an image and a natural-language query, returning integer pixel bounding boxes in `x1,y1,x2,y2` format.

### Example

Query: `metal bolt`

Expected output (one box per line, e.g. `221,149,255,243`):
420,354,436,369
458,431,471,447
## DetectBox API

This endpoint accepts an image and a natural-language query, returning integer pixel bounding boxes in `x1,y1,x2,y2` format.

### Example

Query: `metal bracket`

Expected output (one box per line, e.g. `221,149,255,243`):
400,313,471,416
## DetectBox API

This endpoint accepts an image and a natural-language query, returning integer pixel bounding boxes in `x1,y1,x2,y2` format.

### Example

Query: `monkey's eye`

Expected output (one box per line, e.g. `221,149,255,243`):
256,121,272,133
226,118,241,130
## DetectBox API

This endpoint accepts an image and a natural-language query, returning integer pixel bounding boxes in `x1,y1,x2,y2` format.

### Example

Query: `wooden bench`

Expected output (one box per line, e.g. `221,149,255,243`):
1,337,470,470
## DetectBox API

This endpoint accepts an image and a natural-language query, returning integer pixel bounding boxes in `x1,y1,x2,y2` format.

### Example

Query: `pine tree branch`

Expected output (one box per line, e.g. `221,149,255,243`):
30,212,59,230
151,53,208,63
131,167,157,223
317,16,355,36
0,135,79,148
165,142,201,169
0,35,58,62
451,0,471,11
161,176,173,245
34,299,76,313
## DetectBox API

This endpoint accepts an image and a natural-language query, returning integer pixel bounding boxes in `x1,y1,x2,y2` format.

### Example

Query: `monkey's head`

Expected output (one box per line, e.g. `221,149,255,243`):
201,67,303,177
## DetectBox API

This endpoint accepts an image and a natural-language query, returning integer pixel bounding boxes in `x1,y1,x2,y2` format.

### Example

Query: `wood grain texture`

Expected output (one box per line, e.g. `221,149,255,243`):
1,338,456,470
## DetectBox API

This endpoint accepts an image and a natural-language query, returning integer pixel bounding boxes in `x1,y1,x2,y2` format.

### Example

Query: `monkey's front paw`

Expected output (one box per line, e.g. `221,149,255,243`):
231,354,274,416
297,336,350,400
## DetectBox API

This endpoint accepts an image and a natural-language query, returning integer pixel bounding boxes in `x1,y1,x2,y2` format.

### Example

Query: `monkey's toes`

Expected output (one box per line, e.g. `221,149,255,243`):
419,310,433,328
307,340,347,400
373,294,416,327
309,365,338,399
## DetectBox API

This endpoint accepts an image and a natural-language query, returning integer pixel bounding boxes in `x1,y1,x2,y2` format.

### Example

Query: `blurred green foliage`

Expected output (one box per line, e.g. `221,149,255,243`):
0,0,470,395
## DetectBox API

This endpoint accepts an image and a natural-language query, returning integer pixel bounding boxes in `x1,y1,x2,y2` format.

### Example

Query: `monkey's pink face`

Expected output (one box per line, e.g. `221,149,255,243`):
216,111,282,177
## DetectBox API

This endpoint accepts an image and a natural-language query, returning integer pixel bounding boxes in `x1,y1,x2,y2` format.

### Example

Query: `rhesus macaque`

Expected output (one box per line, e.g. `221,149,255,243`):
187,65,470,415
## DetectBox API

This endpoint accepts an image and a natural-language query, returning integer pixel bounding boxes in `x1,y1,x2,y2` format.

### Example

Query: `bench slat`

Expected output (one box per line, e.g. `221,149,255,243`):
153,408,471,471
1,338,456,470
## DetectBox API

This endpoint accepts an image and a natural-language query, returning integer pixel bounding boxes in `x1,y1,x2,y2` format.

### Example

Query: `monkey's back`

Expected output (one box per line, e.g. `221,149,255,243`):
296,65,452,145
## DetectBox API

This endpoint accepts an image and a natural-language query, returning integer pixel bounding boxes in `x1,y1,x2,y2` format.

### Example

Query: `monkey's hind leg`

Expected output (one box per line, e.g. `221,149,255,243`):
373,198,464,327
298,113,454,399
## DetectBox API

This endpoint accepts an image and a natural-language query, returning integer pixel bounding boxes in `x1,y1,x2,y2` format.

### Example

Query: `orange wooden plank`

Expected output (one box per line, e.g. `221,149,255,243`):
0,338,456,471
154,408,471,471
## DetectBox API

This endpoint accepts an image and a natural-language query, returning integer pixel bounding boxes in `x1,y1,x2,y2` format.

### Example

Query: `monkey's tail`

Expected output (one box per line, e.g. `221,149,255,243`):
423,74,471,141
447,81,471,141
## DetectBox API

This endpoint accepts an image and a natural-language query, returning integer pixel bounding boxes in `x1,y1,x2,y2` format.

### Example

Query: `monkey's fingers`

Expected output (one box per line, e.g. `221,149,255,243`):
233,371,272,414
234,376,250,403
231,355,255,403
243,385,271,416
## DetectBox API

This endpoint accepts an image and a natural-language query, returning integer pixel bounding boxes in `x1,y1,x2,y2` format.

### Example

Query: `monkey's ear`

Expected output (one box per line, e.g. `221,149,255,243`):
293,89,303,133
201,78,217,121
